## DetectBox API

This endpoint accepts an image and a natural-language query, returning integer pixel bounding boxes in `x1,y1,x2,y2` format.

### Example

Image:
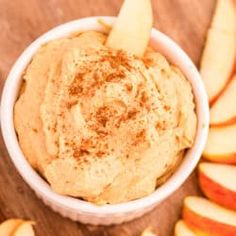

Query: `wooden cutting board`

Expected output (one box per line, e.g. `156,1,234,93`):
0,0,215,235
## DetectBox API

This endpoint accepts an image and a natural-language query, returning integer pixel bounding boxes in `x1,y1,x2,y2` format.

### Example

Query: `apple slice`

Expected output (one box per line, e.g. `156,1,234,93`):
11,221,35,236
106,0,153,57
174,220,196,236
210,75,236,126
203,124,236,164
0,219,23,236
211,0,236,32
141,227,156,236
199,163,236,211
200,0,236,105
183,196,236,236
200,29,236,105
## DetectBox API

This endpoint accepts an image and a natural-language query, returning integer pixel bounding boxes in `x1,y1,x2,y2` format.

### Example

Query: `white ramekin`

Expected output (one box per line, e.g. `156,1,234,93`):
0,16,209,225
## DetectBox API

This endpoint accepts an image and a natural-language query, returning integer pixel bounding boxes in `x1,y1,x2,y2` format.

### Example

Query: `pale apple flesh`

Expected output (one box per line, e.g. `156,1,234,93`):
210,74,236,126
11,221,35,236
0,219,23,236
106,0,153,57
174,220,196,236
199,163,236,211
199,163,236,191
200,0,236,105
184,207,236,236
200,30,236,105
141,227,157,236
203,124,236,164
199,170,236,211
211,0,236,32
183,196,236,236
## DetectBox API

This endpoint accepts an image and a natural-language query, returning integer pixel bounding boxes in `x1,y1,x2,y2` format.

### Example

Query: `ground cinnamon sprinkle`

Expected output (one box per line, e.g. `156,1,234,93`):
96,106,109,127
127,109,138,119
69,85,83,95
51,124,56,133
132,129,146,146
65,48,153,160
96,150,106,157
155,121,167,131
73,148,90,158
125,83,133,92
156,122,162,130
175,135,180,142
135,83,143,98
136,130,146,139
32,128,38,133
69,73,84,96
80,138,95,150
101,50,132,71
66,100,78,109
96,130,109,137
141,91,148,102
106,70,126,82
68,50,131,99
72,138,94,159
164,105,170,111
142,57,153,68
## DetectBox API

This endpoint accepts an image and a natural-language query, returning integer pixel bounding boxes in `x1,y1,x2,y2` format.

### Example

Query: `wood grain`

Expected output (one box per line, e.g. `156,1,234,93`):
0,0,215,235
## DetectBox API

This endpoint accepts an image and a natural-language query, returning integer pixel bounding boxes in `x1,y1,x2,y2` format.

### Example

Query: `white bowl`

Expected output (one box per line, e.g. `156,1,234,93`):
0,16,209,225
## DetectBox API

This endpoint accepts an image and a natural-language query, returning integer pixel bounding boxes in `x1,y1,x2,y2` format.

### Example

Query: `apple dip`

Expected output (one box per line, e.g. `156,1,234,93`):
14,30,197,204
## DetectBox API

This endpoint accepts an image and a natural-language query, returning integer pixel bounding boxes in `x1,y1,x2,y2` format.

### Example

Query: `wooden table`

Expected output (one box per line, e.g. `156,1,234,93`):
0,0,215,235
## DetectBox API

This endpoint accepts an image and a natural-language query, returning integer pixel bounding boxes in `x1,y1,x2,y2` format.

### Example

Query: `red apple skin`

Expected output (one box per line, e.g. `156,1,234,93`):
211,116,236,127
203,153,236,165
199,172,236,211
183,207,236,236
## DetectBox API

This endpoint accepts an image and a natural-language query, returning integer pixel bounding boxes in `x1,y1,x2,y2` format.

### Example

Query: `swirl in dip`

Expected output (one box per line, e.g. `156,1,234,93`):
14,31,197,204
